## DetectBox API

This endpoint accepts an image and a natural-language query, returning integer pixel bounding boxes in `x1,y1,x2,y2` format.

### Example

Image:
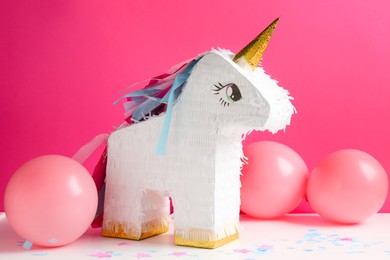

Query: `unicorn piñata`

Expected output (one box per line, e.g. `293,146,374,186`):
102,18,295,248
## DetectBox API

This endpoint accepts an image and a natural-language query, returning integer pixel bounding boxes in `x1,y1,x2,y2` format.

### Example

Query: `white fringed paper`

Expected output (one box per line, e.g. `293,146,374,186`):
102,49,295,248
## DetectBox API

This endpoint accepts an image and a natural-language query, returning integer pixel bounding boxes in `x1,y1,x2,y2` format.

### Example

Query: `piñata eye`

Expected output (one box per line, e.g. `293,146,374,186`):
213,82,242,107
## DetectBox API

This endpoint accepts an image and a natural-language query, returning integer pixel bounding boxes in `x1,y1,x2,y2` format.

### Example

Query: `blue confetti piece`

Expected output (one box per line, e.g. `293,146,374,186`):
147,250,158,253
23,240,33,250
256,245,273,255
345,251,364,255
304,232,322,241
305,232,321,237
31,252,48,256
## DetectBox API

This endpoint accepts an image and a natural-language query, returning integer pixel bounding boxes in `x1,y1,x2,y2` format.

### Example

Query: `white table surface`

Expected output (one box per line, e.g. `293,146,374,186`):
1,212,390,259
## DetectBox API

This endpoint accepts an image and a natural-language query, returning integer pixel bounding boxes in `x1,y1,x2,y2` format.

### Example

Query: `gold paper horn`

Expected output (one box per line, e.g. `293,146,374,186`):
233,18,279,70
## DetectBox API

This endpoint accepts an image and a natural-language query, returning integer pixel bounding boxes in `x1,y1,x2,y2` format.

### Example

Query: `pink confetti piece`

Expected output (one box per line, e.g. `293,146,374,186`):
89,250,113,258
340,237,354,242
136,253,152,259
169,252,189,257
233,249,253,254
117,242,133,246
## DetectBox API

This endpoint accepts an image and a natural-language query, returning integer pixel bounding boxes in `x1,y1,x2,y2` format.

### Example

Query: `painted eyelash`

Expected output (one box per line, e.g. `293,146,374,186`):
213,82,229,106
213,82,226,94
219,97,230,107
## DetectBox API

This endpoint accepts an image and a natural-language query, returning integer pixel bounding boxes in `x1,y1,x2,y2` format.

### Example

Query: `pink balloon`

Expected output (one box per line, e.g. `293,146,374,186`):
240,141,308,219
307,149,388,224
4,155,98,247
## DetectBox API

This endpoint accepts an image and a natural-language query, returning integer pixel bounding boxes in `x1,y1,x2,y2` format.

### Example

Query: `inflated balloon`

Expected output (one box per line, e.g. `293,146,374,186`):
4,155,98,247
307,149,388,224
240,141,308,219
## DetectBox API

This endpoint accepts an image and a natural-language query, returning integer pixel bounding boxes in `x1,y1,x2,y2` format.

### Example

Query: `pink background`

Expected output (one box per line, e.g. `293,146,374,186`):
1,1,389,213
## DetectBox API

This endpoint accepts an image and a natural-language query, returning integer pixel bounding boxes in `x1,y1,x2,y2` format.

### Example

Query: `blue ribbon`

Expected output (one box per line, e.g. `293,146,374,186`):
156,59,199,155
114,58,200,155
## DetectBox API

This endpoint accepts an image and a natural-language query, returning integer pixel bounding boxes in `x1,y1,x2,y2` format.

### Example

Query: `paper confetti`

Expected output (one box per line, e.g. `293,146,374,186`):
136,253,152,259
233,249,252,254
345,250,364,255
23,240,33,250
117,242,133,246
169,252,189,257
89,251,113,258
339,237,356,242
31,252,48,256
256,245,273,254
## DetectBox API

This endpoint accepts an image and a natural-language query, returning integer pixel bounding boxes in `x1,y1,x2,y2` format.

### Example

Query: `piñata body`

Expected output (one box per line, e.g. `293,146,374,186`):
103,19,295,248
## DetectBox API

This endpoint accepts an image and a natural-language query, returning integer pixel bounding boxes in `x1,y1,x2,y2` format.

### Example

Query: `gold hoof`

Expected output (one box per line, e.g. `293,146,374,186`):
102,218,169,240
174,228,239,249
